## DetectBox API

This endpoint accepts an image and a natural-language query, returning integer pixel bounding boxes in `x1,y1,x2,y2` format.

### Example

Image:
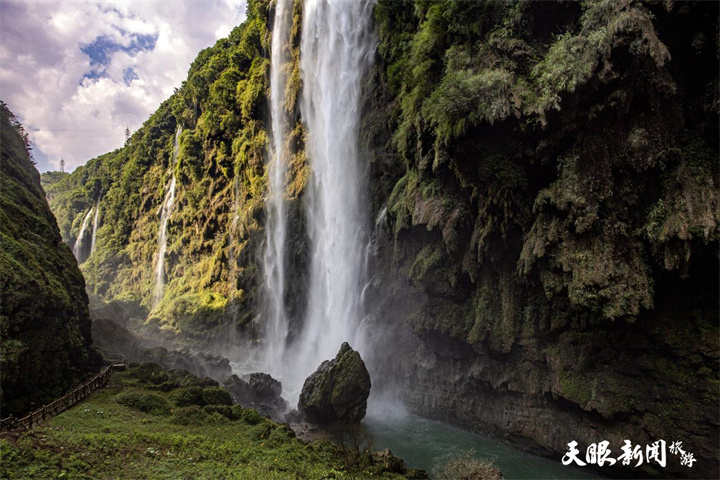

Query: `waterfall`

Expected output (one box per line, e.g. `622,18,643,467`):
288,0,376,391
72,208,94,262
90,198,100,255
153,126,182,308
261,0,294,374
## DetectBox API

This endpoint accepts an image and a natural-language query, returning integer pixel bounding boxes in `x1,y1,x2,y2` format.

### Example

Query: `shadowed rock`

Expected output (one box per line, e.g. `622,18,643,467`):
223,372,287,420
298,342,371,424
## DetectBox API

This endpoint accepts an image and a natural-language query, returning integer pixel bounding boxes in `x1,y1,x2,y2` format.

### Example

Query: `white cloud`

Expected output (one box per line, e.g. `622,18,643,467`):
0,0,246,172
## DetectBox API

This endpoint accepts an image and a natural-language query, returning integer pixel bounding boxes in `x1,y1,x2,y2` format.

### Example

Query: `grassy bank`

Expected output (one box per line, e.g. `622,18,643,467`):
0,364,422,479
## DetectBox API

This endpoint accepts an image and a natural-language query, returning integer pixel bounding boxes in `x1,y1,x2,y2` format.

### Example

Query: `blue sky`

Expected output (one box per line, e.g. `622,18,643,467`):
0,1,246,172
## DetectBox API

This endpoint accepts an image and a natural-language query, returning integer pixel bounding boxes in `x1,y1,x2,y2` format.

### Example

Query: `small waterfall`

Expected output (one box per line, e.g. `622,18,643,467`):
288,0,376,394
261,0,294,375
90,199,101,255
153,126,182,308
72,208,94,262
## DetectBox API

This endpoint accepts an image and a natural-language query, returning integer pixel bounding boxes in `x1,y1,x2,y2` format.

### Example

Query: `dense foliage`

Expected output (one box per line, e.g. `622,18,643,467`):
0,101,98,416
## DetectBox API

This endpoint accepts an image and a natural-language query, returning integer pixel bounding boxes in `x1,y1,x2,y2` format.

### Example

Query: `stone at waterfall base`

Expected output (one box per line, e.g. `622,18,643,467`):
223,372,287,421
298,342,371,424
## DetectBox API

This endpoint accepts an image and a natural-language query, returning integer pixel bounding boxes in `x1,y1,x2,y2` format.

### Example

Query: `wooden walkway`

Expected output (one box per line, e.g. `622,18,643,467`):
0,354,127,433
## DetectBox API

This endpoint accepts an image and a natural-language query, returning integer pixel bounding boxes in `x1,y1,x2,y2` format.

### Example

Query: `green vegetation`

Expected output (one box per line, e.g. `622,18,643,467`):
0,101,97,417
41,0,279,349
0,364,421,479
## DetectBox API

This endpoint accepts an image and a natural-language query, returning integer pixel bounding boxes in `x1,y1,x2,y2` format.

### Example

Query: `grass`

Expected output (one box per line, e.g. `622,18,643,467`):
0,365,414,479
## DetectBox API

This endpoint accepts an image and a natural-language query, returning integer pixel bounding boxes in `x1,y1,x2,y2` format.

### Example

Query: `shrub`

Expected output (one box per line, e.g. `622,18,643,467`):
240,408,266,425
202,387,233,406
114,392,171,415
169,386,205,407
434,450,502,480
171,406,213,426
124,363,169,386
202,405,236,419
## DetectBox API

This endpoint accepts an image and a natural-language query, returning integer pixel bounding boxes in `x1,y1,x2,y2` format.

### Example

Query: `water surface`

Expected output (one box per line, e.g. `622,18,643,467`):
363,402,601,480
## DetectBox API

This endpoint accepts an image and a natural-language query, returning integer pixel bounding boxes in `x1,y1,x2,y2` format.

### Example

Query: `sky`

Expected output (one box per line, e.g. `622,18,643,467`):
0,0,247,173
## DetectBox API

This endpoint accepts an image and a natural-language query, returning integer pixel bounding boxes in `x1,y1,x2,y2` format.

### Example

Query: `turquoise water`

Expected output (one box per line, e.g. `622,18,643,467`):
363,402,601,480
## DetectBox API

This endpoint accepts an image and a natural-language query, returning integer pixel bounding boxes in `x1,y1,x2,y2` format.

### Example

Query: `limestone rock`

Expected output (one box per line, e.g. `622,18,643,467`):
298,342,371,424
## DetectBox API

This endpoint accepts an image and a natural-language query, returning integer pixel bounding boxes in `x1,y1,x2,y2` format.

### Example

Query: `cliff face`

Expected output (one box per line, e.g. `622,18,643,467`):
0,102,97,416
40,0,718,477
365,1,719,477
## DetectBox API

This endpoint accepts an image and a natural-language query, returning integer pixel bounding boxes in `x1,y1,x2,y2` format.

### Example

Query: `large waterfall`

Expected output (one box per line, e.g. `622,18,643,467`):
72,208,94,262
90,198,100,255
261,0,293,375
153,126,182,307
290,0,376,387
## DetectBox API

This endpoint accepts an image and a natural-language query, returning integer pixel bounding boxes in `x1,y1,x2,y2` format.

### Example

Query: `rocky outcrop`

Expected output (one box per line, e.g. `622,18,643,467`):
299,342,371,424
223,372,287,420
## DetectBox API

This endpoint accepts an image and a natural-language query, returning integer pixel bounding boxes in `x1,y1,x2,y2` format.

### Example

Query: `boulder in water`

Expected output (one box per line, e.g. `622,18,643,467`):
298,342,371,424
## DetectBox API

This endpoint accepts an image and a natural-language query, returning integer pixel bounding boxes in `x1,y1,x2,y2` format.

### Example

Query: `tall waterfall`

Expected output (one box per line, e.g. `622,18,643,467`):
73,208,94,262
261,0,294,374
291,0,376,386
153,126,181,308
90,199,100,255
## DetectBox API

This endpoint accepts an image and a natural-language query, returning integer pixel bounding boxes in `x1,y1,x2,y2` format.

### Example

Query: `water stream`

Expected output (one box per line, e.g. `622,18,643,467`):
72,208,93,262
261,0,293,375
287,0,376,400
90,198,100,255
153,126,181,307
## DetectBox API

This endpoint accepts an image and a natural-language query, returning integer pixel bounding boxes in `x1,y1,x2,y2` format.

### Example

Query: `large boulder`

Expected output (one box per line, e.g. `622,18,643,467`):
222,372,287,420
298,342,371,424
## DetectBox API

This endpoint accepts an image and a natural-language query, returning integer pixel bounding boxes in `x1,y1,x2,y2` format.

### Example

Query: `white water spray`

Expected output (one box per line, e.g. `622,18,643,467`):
153,126,181,308
73,208,94,262
288,0,376,393
90,199,100,255
261,0,294,375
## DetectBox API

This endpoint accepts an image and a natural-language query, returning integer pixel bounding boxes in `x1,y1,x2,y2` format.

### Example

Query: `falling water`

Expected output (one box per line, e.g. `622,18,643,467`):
153,126,182,308
90,199,100,255
289,0,376,392
261,0,294,375
72,208,94,262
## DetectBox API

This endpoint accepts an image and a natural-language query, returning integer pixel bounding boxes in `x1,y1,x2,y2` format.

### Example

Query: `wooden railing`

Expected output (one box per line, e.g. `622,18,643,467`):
0,356,126,433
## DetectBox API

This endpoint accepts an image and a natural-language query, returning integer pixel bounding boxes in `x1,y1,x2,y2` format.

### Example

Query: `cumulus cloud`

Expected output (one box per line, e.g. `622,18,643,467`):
0,0,246,172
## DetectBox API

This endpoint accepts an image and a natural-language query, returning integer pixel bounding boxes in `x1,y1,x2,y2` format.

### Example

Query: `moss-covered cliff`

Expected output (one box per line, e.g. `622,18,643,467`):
40,0,718,477
0,102,97,417
365,1,719,477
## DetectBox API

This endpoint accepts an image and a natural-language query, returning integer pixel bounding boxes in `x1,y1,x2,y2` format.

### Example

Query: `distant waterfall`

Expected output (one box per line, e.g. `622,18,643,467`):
72,208,94,263
153,126,182,308
290,0,376,388
90,199,100,255
261,0,294,374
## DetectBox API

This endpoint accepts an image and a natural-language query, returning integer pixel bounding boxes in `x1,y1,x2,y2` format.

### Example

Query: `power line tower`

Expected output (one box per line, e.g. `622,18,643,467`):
124,127,130,143
59,158,65,173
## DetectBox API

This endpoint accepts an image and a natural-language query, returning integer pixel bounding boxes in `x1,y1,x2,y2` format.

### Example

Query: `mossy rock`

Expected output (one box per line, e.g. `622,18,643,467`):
299,342,371,424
